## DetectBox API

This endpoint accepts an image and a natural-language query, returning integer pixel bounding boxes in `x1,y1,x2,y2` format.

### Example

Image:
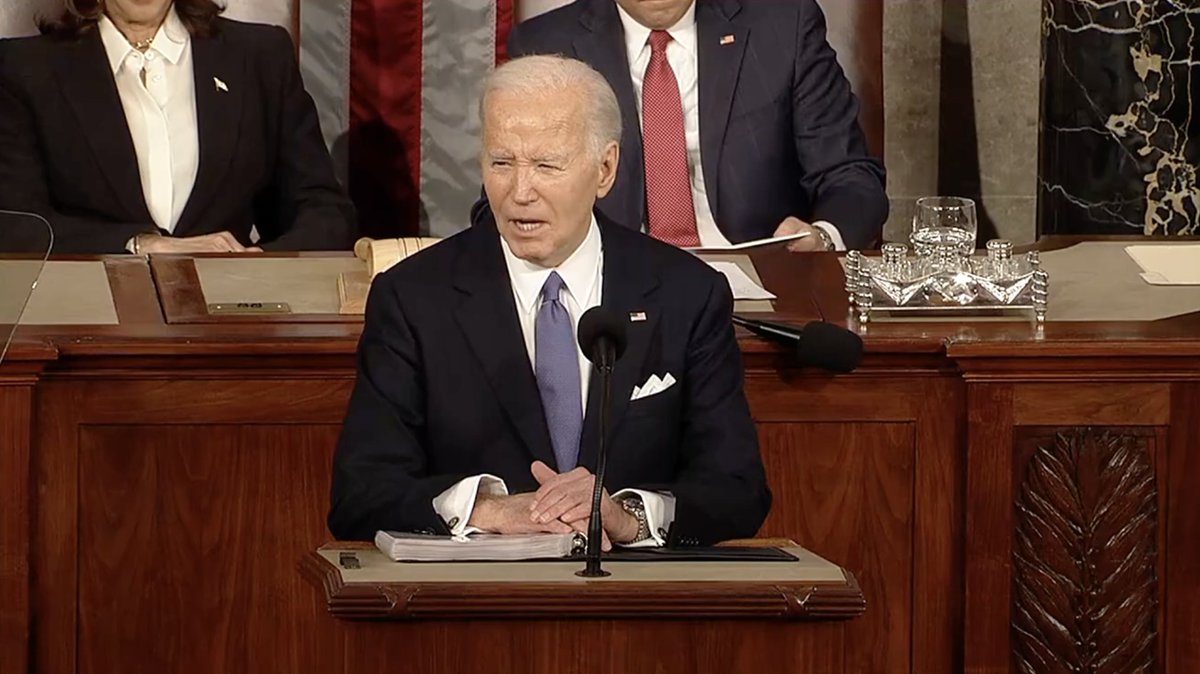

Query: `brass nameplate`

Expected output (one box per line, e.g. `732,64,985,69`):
207,302,292,315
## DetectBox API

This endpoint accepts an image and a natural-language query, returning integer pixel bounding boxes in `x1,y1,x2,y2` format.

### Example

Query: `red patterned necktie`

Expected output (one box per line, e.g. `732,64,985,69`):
641,30,700,247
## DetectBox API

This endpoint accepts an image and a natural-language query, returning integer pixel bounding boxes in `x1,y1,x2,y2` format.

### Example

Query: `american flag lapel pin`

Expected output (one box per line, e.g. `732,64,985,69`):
214,77,229,93
629,311,647,322
720,34,735,46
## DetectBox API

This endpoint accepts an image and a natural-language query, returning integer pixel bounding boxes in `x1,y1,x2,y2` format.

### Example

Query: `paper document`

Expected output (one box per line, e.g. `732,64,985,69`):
686,231,809,252
708,261,777,300
1125,245,1200,285
375,530,582,562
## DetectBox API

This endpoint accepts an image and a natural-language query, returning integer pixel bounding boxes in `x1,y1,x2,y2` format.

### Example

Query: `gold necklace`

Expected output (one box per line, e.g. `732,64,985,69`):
130,37,153,52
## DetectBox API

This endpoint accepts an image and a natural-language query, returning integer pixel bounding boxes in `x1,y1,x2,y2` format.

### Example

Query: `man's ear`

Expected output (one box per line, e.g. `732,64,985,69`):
595,141,620,199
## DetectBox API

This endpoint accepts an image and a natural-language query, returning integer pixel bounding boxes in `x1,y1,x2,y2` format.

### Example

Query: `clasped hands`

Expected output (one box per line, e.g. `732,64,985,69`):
467,461,639,551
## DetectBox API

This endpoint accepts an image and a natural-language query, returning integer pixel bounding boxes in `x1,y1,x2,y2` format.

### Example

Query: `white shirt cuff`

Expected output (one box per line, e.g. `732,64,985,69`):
813,220,846,251
612,488,675,548
432,474,508,539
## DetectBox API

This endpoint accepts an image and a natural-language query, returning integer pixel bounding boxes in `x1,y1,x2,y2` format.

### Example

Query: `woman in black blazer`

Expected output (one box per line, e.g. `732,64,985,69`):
0,0,355,254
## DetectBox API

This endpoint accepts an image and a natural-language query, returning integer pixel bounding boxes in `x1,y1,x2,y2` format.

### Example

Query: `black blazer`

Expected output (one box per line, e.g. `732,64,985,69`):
0,19,355,254
498,0,888,248
329,213,771,546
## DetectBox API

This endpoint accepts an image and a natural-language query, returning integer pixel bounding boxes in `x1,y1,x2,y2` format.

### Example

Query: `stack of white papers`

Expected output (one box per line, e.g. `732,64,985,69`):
375,530,582,562
707,261,777,300
685,232,810,252
1126,245,1200,285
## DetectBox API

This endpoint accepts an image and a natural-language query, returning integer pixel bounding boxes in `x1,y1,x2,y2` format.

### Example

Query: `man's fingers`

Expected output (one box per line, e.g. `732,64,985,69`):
530,460,557,485
540,518,573,534
531,469,592,507
787,235,823,253
557,502,594,524
532,489,591,524
217,231,247,251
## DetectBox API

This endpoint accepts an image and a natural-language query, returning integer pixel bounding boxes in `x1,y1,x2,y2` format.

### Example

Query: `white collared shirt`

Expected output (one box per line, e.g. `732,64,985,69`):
99,8,198,233
615,3,846,250
432,217,675,548
499,215,604,415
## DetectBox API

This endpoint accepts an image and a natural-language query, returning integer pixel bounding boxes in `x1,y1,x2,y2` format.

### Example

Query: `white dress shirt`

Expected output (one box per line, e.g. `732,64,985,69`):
615,4,846,250
433,217,675,547
99,8,199,234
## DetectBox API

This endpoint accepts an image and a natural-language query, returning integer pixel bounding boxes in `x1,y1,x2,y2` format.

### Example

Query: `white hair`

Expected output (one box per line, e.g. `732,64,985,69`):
480,55,622,158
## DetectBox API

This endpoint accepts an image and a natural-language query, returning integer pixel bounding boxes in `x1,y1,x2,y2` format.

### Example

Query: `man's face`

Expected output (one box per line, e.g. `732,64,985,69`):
615,0,695,30
482,88,618,268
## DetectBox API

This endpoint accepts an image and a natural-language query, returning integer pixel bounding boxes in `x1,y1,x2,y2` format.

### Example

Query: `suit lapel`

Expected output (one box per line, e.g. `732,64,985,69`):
453,226,558,470
578,222,660,472
697,0,747,220
53,34,151,223
574,0,645,230
175,30,245,236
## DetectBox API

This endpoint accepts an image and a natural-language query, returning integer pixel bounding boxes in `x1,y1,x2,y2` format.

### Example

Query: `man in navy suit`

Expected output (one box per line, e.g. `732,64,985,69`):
329,55,770,548
501,0,887,251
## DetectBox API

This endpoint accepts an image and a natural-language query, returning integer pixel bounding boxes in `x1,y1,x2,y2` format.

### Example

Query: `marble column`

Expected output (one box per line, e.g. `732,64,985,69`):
1041,1,1200,235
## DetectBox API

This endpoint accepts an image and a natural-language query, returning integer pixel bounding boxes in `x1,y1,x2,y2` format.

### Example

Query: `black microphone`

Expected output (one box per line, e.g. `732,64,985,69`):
574,307,628,578
731,315,864,373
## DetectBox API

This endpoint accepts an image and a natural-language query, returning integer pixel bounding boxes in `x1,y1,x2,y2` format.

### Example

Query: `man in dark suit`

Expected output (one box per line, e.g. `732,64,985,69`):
498,0,887,251
329,54,770,548
0,0,354,254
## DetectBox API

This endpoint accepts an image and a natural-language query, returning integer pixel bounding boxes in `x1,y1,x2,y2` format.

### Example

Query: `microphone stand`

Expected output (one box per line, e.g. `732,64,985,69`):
576,351,614,578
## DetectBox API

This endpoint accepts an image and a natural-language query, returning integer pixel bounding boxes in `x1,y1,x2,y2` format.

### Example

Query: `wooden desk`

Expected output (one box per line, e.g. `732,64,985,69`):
300,542,864,674
2,240,1197,674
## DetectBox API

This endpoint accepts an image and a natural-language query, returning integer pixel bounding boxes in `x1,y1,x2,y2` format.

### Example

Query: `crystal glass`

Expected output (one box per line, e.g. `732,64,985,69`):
910,197,977,258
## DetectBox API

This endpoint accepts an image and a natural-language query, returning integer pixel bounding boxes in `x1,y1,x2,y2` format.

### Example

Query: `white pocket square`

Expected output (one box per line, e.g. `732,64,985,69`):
630,373,676,401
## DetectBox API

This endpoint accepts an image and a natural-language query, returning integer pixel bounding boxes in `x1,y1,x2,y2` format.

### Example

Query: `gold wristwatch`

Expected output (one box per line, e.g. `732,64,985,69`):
813,225,835,251
619,496,651,543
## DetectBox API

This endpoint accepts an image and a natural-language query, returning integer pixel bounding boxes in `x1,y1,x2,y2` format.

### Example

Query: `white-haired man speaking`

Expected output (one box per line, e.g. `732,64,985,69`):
330,55,770,550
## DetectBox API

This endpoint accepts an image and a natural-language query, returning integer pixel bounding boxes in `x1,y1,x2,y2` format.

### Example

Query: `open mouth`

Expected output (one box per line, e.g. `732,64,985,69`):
510,219,548,233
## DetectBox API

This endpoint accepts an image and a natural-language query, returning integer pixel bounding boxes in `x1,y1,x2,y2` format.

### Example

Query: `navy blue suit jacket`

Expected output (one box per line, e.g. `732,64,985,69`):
499,0,887,248
328,213,771,545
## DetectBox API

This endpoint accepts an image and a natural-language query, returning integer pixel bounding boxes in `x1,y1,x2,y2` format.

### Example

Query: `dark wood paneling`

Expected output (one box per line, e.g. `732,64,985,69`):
757,421,915,674
104,257,164,324
1013,383,1170,426
912,378,966,674
339,619,848,674
0,383,34,674
1167,383,1200,673
76,425,339,674
147,255,209,324
964,383,1015,674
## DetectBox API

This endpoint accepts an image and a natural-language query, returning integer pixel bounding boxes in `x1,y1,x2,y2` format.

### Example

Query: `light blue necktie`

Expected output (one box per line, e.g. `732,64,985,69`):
535,272,583,471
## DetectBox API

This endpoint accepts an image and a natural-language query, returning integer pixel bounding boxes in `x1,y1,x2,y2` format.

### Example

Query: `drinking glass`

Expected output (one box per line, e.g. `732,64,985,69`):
910,197,977,258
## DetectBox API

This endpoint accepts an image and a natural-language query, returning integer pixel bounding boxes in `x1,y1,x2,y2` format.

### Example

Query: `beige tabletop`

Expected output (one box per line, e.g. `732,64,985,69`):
318,545,845,585
9,260,119,325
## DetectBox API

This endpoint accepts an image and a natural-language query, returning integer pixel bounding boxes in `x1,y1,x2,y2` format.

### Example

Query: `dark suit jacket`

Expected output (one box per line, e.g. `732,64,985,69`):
328,213,771,546
492,0,887,248
0,19,355,254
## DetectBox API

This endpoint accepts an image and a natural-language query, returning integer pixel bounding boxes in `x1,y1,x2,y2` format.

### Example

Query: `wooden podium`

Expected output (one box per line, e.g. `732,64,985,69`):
301,542,865,674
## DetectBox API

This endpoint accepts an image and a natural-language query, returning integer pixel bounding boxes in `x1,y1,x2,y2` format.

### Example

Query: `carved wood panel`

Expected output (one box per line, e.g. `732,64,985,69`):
1012,428,1158,674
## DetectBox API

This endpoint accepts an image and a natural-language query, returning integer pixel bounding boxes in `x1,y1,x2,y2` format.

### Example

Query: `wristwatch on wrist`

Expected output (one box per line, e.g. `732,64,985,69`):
812,225,835,251
618,496,651,543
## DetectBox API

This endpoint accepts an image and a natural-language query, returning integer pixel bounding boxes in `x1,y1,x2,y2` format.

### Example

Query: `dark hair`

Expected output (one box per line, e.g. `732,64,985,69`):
38,0,224,39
